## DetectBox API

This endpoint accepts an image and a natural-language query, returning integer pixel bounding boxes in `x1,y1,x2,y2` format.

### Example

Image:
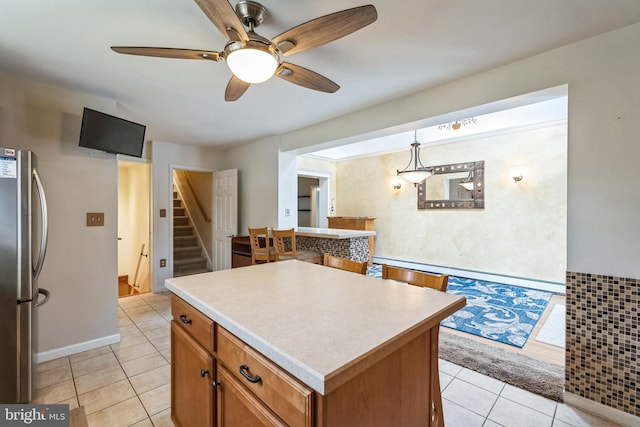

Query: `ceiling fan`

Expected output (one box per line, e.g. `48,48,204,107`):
111,0,377,101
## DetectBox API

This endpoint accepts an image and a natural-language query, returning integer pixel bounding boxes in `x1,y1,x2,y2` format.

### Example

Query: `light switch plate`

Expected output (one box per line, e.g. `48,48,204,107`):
87,212,104,227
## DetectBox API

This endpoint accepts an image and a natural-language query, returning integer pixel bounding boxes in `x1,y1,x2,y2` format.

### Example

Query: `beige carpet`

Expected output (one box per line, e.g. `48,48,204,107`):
439,330,564,401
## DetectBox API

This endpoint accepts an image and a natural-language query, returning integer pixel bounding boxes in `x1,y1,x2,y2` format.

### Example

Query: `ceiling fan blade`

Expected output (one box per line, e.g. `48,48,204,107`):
111,47,221,61
272,5,377,56
277,62,339,93
194,0,248,42
225,75,251,101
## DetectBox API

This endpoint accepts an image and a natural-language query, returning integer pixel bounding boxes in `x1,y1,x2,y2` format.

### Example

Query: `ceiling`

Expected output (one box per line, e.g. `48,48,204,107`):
2,1,640,149
306,95,568,161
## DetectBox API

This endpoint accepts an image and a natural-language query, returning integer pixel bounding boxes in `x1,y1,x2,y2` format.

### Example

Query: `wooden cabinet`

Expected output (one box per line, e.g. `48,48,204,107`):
171,294,216,427
217,366,287,427
327,216,376,264
171,290,441,427
216,327,313,427
231,236,252,268
171,322,215,427
171,294,313,427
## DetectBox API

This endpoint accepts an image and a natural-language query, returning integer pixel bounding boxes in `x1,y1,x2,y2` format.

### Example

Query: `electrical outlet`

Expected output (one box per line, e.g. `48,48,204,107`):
285,208,291,217
160,259,166,268
86,212,104,227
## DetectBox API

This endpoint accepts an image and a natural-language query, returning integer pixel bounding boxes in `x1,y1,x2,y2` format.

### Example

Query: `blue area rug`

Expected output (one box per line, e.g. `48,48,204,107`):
367,265,552,348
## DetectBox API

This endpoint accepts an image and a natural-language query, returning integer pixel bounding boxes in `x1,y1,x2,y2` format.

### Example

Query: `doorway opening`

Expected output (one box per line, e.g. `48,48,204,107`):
118,160,151,297
297,171,330,228
170,168,213,277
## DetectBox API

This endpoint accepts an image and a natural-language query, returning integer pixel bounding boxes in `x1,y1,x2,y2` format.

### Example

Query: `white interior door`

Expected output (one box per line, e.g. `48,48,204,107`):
213,169,237,270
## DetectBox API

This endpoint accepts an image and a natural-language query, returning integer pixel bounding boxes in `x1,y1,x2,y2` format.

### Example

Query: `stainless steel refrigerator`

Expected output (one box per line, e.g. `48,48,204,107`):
0,148,50,403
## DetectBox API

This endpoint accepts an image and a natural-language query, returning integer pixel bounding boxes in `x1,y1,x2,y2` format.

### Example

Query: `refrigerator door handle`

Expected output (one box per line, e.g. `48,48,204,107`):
34,288,50,308
32,169,48,283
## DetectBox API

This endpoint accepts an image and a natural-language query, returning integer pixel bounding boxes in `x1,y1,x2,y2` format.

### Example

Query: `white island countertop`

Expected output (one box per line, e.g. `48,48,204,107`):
295,226,375,239
165,260,464,395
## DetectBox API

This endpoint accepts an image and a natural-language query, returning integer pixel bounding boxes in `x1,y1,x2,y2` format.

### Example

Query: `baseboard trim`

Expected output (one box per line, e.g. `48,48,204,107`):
372,256,566,294
563,392,639,427
34,334,121,363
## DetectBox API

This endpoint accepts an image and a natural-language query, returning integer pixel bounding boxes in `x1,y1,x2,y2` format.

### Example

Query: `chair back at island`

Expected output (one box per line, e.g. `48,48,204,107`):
323,253,368,275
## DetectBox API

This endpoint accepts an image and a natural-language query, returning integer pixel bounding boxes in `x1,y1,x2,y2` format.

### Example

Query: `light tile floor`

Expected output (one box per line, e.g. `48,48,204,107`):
32,292,622,427
33,292,173,427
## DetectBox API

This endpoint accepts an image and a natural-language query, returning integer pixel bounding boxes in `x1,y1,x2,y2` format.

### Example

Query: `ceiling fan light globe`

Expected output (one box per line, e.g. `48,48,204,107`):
226,47,278,84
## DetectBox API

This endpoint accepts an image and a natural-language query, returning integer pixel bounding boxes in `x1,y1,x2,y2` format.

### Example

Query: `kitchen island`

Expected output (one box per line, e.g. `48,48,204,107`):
295,226,375,264
166,260,465,427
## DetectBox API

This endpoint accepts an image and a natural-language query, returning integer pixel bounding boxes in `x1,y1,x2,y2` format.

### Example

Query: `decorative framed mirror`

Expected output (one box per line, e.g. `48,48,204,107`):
417,161,484,209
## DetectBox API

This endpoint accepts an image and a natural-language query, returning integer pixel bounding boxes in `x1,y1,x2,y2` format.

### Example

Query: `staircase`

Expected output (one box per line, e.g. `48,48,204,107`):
173,189,211,277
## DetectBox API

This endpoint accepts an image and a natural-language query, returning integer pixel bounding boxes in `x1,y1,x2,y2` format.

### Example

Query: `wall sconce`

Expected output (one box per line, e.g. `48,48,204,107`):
392,180,402,190
512,171,524,182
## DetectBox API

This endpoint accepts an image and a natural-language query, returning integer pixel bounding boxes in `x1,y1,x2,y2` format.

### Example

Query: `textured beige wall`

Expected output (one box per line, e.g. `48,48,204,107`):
336,124,567,282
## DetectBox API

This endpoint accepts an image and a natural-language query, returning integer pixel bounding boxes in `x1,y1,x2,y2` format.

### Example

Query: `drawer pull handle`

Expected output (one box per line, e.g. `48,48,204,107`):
239,365,261,383
179,314,192,324
200,369,209,378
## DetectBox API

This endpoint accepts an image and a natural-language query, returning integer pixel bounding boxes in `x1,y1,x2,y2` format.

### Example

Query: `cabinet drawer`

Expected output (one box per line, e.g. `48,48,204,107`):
217,366,286,427
171,294,214,353
216,327,313,427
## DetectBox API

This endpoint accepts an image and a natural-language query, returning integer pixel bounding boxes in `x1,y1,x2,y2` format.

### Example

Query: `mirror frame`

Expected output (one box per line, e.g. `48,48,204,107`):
417,161,484,209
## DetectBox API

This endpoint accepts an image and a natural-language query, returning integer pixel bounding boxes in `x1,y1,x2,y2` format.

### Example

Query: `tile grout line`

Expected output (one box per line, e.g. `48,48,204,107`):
74,295,171,424
117,310,152,425
118,297,170,423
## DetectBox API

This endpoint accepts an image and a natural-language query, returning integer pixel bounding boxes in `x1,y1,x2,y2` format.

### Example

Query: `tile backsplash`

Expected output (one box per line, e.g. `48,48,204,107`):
565,271,639,417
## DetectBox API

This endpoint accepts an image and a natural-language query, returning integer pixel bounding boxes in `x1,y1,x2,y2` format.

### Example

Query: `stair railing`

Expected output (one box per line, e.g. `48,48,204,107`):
173,171,213,271
177,169,211,222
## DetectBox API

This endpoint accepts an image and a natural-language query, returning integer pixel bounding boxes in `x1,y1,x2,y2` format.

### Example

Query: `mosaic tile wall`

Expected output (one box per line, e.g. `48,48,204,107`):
565,271,639,417
297,236,370,262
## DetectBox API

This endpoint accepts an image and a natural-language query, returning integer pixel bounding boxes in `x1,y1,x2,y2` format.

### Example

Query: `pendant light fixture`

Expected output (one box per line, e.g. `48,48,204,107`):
396,130,433,185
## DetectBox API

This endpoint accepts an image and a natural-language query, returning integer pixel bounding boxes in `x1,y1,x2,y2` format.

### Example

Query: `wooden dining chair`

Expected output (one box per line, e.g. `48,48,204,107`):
323,253,368,275
381,264,449,291
381,264,448,427
248,227,276,264
271,228,322,264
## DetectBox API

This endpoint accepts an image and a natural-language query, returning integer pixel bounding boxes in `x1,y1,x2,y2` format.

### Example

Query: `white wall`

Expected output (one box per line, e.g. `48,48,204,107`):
222,136,281,232
278,149,297,228
0,73,123,356
150,141,223,291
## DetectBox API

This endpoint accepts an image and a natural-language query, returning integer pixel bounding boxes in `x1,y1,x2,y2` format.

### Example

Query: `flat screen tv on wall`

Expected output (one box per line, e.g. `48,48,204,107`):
78,107,146,158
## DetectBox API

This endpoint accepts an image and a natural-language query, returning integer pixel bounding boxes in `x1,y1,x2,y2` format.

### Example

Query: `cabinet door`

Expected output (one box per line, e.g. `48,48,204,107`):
217,366,287,427
171,321,215,427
